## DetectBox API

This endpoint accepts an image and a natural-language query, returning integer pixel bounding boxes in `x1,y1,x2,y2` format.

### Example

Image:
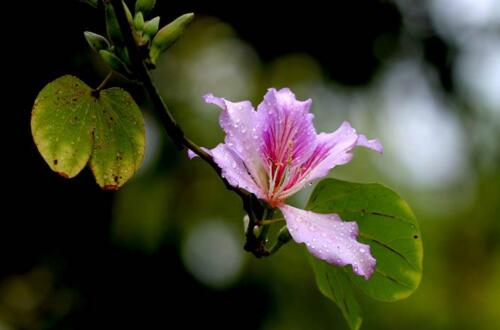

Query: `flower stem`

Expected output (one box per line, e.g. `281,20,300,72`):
258,208,274,240
94,71,113,92
257,218,284,226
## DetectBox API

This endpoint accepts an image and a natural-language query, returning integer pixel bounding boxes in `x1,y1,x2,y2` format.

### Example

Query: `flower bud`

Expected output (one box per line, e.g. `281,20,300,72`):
134,12,144,31
143,16,160,36
84,31,110,52
135,0,156,17
105,3,124,46
85,0,99,8
149,13,194,64
98,50,132,78
123,1,134,25
277,226,292,244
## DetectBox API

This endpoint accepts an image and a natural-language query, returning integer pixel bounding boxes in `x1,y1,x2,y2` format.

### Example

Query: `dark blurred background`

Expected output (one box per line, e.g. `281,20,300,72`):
3,0,500,329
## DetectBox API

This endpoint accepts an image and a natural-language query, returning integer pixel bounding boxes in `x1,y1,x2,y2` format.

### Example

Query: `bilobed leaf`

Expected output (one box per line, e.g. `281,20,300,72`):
31,75,96,178
307,178,423,302
91,88,145,190
31,75,145,189
309,254,362,330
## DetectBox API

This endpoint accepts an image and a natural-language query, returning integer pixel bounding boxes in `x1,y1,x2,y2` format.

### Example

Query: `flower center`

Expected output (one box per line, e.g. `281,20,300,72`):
265,140,302,205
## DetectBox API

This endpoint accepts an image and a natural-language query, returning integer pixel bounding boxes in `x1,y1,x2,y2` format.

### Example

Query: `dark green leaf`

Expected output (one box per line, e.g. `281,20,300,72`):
309,255,362,330
307,178,423,302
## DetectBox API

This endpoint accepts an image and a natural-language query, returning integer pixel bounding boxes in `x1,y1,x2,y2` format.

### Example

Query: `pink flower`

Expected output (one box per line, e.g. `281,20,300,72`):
190,88,383,279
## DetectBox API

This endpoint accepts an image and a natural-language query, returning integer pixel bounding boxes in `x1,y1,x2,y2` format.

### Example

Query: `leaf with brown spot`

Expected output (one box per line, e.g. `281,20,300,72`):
31,75,96,178
31,75,145,189
90,88,145,189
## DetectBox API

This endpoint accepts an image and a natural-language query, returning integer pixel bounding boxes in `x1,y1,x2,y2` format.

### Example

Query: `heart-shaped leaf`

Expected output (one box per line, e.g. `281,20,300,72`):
31,75,145,189
307,178,423,303
306,179,423,329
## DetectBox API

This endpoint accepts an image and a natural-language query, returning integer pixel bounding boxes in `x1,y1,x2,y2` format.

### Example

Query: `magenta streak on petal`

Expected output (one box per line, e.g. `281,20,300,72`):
277,121,382,199
256,88,317,204
279,204,376,280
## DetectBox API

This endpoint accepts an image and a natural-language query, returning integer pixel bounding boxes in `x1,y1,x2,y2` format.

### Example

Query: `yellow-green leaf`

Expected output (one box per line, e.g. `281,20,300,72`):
90,88,145,190
31,75,96,178
31,75,145,189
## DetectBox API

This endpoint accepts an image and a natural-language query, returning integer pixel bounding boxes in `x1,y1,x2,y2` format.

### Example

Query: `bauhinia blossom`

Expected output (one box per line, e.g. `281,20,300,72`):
189,88,383,279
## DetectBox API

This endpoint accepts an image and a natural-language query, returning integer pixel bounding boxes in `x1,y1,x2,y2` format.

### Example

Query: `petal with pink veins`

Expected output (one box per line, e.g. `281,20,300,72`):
279,204,376,280
282,121,382,197
257,88,317,167
204,94,266,189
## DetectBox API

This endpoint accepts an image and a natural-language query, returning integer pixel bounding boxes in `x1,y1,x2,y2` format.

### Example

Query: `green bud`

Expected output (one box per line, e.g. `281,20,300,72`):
134,12,144,31
84,31,110,52
143,16,160,36
123,1,134,25
149,13,194,64
276,226,292,244
105,3,124,46
85,0,99,8
99,50,132,78
268,226,292,255
135,0,156,17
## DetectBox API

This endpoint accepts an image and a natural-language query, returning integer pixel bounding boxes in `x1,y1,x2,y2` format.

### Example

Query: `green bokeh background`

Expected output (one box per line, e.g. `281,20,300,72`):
2,1,499,329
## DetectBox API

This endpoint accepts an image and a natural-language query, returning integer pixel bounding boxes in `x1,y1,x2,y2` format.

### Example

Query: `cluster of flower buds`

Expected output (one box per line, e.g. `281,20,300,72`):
83,0,193,77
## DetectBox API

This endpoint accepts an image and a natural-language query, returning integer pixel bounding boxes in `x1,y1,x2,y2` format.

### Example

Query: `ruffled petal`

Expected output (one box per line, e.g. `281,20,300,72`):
257,88,317,167
279,204,376,280
356,134,384,153
210,143,265,199
204,94,266,189
281,121,382,197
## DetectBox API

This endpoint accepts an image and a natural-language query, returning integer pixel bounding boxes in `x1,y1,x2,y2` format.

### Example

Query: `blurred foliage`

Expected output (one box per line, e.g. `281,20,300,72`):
3,0,500,329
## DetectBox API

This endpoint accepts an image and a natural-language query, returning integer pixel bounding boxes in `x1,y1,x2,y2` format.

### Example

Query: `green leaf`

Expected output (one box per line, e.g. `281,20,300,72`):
309,255,362,330
31,75,145,189
90,88,145,189
307,178,423,302
31,75,96,178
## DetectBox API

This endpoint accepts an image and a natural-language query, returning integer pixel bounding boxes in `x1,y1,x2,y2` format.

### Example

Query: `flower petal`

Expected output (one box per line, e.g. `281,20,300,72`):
282,121,382,197
257,88,317,166
204,94,266,189
279,204,376,280
356,134,384,153
210,143,264,199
